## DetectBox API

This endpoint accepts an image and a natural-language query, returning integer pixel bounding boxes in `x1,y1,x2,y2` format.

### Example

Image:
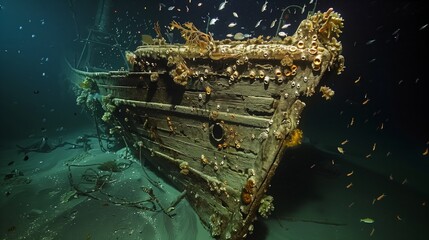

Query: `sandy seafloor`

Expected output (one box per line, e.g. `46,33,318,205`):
1,122,428,240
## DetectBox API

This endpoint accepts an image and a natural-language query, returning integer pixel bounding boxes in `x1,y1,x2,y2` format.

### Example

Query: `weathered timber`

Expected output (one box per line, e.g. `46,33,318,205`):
70,9,345,240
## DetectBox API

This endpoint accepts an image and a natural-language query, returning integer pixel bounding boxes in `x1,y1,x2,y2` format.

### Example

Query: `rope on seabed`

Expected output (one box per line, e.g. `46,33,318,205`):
66,162,176,217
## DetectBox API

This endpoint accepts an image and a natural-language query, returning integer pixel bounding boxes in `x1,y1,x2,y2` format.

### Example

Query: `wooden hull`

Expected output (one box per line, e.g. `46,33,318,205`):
70,10,344,239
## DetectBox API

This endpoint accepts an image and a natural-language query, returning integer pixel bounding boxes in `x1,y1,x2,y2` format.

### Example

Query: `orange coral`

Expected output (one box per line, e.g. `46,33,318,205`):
284,129,303,148
170,21,214,51
241,192,253,205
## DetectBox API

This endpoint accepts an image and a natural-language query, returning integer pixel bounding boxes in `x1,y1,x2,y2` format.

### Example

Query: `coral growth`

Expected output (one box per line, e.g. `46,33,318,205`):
320,85,335,100
167,54,194,85
79,77,95,90
258,195,274,218
284,129,303,148
125,51,137,66
170,21,214,52
310,8,344,41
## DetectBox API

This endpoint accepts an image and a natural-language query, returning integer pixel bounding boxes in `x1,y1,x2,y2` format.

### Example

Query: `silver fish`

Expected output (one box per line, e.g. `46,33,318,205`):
270,19,277,28
233,12,238,18
219,0,228,10
210,17,219,25
255,19,262,28
281,23,291,29
366,39,376,45
261,1,268,12
228,22,237,28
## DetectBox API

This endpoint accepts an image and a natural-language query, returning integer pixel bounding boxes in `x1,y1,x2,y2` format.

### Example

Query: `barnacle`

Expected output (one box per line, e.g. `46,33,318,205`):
241,191,253,205
150,72,159,82
284,129,303,148
179,161,189,175
280,55,293,67
205,86,212,95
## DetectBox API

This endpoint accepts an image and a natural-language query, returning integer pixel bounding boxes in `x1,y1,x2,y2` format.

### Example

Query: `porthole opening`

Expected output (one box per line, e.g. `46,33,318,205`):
211,123,225,142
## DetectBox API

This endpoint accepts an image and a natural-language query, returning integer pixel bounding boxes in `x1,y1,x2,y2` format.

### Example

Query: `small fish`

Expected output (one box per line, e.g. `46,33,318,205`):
376,193,386,201
372,143,377,151
278,31,287,37
346,171,354,177
228,22,237,28
226,33,233,38
210,17,219,25
261,1,268,12
419,24,428,30
346,182,353,189
270,19,277,28
354,76,361,83
360,218,375,224
341,139,349,145
301,4,306,14
422,148,428,156
337,147,344,154
392,28,400,35
197,3,202,7
255,19,262,28
168,6,175,11
309,0,314,4
281,23,291,29
243,33,252,38
233,12,238,18
219,0,227,10
366,39,376,45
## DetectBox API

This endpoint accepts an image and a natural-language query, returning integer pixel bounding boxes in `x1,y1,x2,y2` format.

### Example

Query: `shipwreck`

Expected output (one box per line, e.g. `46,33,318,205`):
67,7,345,240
